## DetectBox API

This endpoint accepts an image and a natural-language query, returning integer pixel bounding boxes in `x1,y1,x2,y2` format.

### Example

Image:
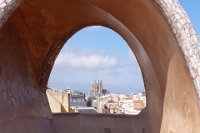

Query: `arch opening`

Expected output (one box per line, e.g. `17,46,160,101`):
47,26,147,115
0,0,199,133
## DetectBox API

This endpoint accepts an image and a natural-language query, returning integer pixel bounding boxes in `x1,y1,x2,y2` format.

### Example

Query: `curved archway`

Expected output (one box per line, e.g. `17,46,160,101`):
48,25,147,115
0,0,199,133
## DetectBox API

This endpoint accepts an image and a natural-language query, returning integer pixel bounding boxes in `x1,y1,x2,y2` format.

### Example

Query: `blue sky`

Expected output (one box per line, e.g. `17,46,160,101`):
179,0,200,34
48,1,199,94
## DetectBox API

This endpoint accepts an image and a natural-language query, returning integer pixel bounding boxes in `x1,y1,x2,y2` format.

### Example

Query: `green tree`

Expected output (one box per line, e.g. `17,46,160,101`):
87,98,92,107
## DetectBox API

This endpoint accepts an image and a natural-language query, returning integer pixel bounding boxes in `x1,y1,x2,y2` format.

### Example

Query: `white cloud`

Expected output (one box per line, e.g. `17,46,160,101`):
54,51,118,69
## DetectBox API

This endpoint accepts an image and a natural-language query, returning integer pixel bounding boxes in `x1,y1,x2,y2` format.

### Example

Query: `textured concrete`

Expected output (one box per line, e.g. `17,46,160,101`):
53,113,142,133
0,117,56,133
0,0,199,133
0,21,55,132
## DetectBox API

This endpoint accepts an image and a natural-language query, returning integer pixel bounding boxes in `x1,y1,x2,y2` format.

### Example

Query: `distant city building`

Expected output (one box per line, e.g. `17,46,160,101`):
90,80,103,97
46,88,71,113
47,87,146,115
132,92,146,107
102,89,110,95
65,89,87,107
47,88,87,113
96,92,146,115
72,107,98,114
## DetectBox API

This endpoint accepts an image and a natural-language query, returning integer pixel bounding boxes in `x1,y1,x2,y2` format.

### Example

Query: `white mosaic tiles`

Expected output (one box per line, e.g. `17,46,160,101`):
155,0,200,102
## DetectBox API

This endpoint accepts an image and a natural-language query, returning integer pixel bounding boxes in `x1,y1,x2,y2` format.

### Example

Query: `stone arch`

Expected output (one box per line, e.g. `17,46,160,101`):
0,0,199,133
